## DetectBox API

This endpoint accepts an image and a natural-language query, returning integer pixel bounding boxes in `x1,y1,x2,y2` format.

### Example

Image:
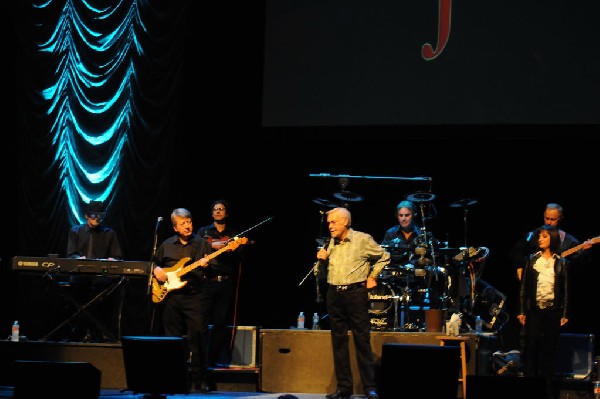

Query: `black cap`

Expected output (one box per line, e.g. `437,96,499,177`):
86,201,105,214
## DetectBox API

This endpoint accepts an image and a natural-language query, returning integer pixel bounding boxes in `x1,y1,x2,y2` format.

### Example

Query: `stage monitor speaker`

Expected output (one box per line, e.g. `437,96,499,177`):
379,343,460,399
121,336,189,396
467,375,548,399
555,333,594,380
14,360,100,399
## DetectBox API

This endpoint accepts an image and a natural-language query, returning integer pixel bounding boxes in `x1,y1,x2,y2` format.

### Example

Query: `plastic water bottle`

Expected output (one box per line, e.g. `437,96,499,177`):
297,312,305,329
312,313,320,330
594,380,600,399
475,315,483,334
11,320,20,342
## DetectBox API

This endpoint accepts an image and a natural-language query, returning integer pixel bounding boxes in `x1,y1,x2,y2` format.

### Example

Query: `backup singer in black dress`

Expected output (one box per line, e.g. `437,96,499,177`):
518,224,569,399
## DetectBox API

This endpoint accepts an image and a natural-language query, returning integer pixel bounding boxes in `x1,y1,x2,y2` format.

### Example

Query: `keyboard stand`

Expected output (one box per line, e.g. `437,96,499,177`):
41,272,126,342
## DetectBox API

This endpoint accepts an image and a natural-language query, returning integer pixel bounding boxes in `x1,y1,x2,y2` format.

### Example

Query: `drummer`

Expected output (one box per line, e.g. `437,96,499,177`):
380,199,447,307
381,200,426,265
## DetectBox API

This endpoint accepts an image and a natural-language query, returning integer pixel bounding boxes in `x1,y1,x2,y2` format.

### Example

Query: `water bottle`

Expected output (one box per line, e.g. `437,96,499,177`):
594,380,600,399
11,320,20,342
297,312,305,329
475,315,483,334
312,312,320,330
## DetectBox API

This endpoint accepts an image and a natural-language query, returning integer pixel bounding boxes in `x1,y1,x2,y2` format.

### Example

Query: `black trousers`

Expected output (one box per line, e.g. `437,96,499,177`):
327,285,377,392
522,306,562,378
162,290,208,385
198,278,235,366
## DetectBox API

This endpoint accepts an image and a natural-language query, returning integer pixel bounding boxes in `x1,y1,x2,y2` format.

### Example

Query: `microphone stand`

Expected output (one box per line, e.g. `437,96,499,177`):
147,217,163,335
146,217,163,296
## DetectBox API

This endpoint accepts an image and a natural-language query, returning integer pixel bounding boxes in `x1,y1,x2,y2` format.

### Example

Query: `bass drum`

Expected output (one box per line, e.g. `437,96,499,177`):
368,282,397,330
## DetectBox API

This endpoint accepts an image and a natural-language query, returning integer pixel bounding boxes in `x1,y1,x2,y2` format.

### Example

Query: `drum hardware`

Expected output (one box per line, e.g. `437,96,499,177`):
462,279,507,331
312,198,338,208
453,246,489,263
406,192,436,202
333,190,363,203
414,268,427,277
333,177,363,203
378,264,415,280
437,246,462,255
449,198,478,208
449,197,478,247
414,245,432,267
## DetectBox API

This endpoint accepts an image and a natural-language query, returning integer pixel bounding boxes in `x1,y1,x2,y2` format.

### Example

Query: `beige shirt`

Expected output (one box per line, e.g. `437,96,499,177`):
326,229,390,286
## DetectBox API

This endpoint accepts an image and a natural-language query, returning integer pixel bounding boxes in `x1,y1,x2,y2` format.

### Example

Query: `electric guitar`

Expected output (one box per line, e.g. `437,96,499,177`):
151,236,248,303
561,236,600,258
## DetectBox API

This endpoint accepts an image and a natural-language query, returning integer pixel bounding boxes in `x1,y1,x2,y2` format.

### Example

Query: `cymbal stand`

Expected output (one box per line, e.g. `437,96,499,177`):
462,207,469,248
417,202,441,310
391,293,400,331
398,275,416,331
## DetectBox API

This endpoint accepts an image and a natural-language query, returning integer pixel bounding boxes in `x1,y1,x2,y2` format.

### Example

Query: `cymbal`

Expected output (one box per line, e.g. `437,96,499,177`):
454,246,490,262
333,190,363,202
313,198,337,208
406,192,436,202
449,198,478,208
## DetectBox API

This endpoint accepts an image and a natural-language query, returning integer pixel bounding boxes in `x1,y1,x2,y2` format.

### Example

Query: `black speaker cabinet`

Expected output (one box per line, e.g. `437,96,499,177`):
467,375,548,399
121,336,189,395
555,333,595,380
380,343,460,399
14,360,100,399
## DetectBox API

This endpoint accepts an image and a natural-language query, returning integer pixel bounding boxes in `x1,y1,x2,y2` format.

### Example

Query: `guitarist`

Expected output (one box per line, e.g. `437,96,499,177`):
510,203,592,282
196,199,244,368
152,207,213,393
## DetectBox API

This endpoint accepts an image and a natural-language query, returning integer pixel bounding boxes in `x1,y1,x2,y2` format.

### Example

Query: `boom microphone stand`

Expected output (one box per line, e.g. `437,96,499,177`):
146,217,163,296
147,216,163,333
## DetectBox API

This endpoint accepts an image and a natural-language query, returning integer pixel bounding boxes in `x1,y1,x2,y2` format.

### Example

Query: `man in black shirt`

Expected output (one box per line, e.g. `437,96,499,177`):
196,199,244,368
153,208,212,393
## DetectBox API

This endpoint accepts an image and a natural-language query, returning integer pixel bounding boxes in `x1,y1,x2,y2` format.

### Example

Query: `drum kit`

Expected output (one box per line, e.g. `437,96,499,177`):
367,193,490,331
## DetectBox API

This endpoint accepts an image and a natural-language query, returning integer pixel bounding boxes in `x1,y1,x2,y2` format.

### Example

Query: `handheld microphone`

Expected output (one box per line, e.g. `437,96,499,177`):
313,237,333,272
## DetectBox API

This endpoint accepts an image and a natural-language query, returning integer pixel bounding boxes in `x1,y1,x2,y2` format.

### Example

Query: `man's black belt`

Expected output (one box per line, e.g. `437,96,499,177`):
331,281,366,292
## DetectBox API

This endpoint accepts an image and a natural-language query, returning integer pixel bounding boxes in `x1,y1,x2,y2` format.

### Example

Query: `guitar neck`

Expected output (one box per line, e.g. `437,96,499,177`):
177,237,247,277
561,245,583,258
561,236,600,258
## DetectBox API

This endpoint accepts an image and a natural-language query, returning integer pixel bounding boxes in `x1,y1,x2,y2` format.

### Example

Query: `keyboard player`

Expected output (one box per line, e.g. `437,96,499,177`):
65,200,124,342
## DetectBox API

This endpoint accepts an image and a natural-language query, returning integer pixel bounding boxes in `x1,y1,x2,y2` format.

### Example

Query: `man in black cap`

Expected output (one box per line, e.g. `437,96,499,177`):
67,200,123,260
65,200,124,342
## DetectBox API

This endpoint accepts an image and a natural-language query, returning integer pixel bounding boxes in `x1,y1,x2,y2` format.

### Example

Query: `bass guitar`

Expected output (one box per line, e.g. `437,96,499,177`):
561,236,600,258
151,236,248,303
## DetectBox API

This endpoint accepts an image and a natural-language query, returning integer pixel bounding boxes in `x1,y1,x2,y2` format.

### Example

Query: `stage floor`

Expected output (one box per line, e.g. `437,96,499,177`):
0,387,327,399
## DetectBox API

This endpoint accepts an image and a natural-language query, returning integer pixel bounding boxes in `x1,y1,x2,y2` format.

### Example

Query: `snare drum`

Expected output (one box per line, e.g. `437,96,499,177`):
379,264,415,281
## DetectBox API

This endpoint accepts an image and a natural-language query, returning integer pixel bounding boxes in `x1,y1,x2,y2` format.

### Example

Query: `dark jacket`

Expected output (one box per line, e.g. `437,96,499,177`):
519,252,569,319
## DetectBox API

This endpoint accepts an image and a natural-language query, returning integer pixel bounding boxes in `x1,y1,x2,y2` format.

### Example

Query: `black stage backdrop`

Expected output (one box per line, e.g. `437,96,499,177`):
1,2,599,353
